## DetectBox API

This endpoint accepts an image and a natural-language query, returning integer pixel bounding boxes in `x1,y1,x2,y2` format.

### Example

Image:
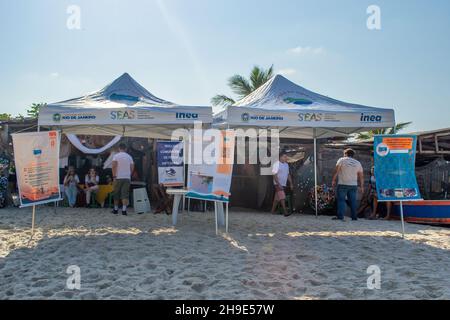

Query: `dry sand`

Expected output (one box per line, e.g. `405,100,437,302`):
0,206,449,300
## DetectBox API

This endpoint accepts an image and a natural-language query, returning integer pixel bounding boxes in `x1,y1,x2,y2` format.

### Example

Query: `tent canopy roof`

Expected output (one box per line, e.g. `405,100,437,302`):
214,75,395,139
51,72,177,109
38,73,212,138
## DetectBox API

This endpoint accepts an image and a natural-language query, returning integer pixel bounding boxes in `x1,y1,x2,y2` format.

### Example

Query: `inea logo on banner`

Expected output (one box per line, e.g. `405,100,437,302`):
360,113,382,122
176,112,199,119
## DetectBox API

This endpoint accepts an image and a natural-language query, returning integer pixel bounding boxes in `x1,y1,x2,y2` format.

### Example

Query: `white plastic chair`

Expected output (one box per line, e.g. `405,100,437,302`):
133,188,151,214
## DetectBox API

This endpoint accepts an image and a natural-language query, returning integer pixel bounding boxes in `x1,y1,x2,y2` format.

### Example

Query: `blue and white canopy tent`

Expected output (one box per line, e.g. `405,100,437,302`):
39,73,212,139
33,73,212,233
214,74,396,215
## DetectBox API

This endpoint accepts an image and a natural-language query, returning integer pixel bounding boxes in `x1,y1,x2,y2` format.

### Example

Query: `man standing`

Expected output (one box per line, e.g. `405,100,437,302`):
112,143,134,215
332,148,364,221
271,152,294,217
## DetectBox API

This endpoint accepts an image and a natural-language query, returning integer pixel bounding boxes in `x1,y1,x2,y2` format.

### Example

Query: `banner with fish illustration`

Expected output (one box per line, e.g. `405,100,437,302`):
157,141,184,187
374,135,422,201
12,131,61,207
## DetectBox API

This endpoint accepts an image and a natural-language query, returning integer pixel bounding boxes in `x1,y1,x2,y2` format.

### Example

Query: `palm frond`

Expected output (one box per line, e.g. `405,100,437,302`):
26,102,46,119
228,75,253,98
211,94,235,107
0,113,12,121
354,132,373,141
388,121,412,134
249,65,274,91
355,121,413,141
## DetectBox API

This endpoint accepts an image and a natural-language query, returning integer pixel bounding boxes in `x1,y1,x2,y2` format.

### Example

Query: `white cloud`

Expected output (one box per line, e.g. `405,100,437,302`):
50,72,60,78
287,46,325,55
278,68,297,76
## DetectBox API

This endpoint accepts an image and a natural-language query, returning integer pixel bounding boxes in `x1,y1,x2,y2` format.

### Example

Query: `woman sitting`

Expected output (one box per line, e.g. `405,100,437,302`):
84,168,100,207
64,166,80,208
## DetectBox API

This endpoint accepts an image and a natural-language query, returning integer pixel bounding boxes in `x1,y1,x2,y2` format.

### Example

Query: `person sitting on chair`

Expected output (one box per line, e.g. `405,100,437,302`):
64,166,80,208
85,168,100,207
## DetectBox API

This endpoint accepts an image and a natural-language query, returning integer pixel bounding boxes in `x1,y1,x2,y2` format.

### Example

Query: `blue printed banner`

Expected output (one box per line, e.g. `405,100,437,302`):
374,135,422,201
157,141,184,187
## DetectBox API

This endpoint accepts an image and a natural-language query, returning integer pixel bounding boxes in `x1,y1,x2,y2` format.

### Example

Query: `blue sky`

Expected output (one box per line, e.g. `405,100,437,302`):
1,0,449,132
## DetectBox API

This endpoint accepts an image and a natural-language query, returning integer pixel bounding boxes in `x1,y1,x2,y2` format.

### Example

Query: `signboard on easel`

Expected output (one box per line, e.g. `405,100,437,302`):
12,131,61,207
156,141,184,187
374,135,421,201
186,130,235,203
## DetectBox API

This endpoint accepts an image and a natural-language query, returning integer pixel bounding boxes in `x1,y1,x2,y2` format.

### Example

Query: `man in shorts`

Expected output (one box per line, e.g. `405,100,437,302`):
271,152,294,217
112,143,134,215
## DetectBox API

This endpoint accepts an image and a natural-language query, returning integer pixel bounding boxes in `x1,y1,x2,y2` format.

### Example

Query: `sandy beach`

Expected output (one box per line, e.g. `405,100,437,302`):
0,206,449,300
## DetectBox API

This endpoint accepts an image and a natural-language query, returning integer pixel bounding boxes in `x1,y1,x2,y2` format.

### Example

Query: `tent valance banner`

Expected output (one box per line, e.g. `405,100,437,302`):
186,130,235,203
374,134,422,201
12,131,61,207
157,141,184,187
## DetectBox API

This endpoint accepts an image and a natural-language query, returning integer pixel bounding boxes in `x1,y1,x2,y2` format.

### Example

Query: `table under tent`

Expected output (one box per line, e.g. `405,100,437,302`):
37,72,212,225
214,74,396,218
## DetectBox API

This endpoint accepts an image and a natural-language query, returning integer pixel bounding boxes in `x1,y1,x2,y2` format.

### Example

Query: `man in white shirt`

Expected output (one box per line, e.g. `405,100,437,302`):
112,143,135,215
271,152,294,217
332,148,364,221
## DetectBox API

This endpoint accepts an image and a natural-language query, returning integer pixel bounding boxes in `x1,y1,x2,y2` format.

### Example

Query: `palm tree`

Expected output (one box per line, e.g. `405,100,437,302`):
354,122,412,141
26,102,46,119
0,113,12,121
211,65,274,107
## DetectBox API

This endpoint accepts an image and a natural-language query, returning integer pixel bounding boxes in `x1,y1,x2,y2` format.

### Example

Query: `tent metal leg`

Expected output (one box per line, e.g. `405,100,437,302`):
31,205,36,236
225,202,229,233
214,201,218,235
399,201,406,238
313,132,318,217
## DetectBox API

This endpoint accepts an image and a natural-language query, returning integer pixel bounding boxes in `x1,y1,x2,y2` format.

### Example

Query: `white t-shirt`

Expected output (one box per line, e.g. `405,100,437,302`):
272,161,290,187
336,157,363,186
112,152,134,180
85,175,99,185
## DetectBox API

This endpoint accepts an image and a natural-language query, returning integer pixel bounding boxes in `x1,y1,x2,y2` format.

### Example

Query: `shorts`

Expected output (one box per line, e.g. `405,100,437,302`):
113,179,130,201
275,186,286,201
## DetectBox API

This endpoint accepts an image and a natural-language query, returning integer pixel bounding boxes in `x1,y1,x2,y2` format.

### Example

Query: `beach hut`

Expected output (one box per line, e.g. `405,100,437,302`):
38,73,212,138
214,74,396,215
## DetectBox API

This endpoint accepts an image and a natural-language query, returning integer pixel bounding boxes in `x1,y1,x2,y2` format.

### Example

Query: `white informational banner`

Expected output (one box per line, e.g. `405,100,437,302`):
157,141,184,187
186,130,235,203
12,131,61,207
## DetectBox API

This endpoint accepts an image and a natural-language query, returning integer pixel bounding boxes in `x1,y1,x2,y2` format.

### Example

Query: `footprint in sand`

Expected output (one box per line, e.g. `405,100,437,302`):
305,279,322,287
191,283,205,293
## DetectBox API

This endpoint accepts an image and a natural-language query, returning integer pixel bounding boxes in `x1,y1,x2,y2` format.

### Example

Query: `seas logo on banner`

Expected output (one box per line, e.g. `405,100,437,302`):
374,135,421,201
298,113,323,122
110,110,136,120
